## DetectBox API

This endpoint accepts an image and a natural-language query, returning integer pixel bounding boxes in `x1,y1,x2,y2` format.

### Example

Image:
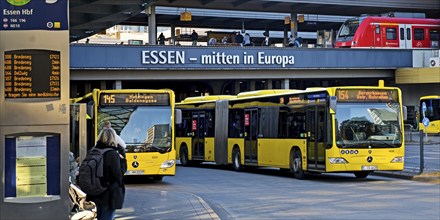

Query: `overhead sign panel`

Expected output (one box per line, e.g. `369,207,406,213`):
1,0,68,30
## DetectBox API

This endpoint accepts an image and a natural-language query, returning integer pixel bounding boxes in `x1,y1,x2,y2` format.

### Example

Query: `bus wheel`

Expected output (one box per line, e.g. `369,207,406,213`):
291,150,305,179
354,171,369,178
233,148,243,172
153,176,163,181
180,146,190,166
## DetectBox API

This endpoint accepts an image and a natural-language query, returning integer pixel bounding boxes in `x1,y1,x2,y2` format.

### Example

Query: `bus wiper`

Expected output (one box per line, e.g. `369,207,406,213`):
368,139,396,148
150,145,170,154
340,139,355,148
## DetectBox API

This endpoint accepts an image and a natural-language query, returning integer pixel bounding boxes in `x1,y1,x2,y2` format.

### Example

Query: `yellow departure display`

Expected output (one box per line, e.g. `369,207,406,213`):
100,93,170,106
336,89,398,102
4,49,61,99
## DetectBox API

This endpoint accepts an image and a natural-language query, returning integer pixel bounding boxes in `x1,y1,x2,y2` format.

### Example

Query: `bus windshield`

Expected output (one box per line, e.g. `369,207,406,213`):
337,19,361,38
420,98,440,121
97,106,172,153
335,103,402,148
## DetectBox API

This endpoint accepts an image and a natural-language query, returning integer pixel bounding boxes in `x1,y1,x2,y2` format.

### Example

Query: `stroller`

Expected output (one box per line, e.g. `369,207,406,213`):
69,183,97,220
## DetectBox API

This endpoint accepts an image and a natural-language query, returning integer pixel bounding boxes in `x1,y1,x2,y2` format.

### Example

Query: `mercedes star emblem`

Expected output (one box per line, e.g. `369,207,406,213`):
132,161,139,168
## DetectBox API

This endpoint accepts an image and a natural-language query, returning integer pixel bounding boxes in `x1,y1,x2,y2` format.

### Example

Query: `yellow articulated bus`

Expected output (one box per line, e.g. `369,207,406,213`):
419,95,440,134
176,82,406,179
72,89,181,181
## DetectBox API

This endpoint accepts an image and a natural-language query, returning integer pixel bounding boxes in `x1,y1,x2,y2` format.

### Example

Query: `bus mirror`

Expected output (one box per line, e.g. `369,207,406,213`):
86,101,94,119
329,96,337,114
175,109,182,124
402,106,408,121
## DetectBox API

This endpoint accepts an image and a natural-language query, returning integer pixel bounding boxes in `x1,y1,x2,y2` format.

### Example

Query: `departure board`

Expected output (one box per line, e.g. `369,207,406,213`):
100,93,170,106
4,49,61,99
336,89,398,102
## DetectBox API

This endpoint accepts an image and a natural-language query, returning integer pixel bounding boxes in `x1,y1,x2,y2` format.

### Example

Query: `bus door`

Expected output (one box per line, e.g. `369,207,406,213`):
244,109,258,164
399,24,412,49
306,105,326,171
192,112,205,160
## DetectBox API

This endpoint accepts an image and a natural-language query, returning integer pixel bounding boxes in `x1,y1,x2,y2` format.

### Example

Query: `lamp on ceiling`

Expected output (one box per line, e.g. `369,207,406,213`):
180,9,192,21
298,14,304,23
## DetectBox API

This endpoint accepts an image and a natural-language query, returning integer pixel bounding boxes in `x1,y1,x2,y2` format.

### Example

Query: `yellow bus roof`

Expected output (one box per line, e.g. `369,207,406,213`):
420,95,440,100
236,89,299,99
180,95,236,103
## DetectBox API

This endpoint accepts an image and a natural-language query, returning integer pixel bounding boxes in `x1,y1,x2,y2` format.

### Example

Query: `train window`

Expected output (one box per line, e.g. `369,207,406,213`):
376,25,380,34
406,28,411,40
399,28,404,40
430,29,439,41
430,29,439,47
414,29,424,40
386,28,397,40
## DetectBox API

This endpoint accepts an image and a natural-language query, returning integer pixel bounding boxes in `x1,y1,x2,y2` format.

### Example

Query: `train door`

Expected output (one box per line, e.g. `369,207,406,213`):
399,24,412,49
244,109,258,164
306,105,326,171
192,112,205,160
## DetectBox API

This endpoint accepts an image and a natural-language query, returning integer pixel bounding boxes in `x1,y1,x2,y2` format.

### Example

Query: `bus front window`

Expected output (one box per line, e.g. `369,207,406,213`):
335,103,402,148
97,106,172,153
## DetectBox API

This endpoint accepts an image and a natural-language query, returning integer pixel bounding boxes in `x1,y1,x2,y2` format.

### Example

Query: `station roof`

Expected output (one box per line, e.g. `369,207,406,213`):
70,0,440,42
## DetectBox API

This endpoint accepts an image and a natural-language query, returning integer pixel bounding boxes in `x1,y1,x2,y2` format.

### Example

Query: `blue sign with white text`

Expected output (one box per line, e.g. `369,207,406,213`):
0,0,68,30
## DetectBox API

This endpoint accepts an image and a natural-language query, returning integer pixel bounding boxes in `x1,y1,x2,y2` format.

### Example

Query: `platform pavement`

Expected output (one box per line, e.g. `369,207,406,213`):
115,187,220,220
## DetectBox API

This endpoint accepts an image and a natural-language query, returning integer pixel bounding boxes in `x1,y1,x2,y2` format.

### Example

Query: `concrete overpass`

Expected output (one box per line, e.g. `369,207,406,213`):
69,0,440,41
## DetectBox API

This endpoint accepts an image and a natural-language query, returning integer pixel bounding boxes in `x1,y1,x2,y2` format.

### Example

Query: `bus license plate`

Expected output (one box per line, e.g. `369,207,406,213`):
362,166,378,171
126,170,144,175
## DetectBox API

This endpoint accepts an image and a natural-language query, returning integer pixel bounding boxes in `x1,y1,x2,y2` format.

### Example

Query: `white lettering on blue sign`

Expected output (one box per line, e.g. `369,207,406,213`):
141,50,295,67
142,51,185,64
3,9,21,15
257,52,294,67
201,52,240,65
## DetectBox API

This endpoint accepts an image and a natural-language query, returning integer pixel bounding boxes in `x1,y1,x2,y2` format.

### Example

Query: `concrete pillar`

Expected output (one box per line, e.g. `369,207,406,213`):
100,81,106,90
235,81,241,94
267,80,273,89
250,80,256,91
113,80,122,89
85,82,92,94
171,24,175,45
290,12,298,38
283,79,290,89
147,5,156,45
71,83,78,98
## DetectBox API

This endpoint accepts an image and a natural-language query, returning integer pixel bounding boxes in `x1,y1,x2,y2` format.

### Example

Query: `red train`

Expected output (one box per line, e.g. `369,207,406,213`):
335,13,440,49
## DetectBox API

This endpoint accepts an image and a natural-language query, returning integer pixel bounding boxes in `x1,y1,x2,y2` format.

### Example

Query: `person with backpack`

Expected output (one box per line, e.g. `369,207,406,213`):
79,128,126,220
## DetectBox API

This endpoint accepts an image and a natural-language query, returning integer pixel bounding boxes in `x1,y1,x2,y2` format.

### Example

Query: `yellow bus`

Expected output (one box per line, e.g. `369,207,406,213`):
419,95,440,134
73,89,181,181
176,82,406,179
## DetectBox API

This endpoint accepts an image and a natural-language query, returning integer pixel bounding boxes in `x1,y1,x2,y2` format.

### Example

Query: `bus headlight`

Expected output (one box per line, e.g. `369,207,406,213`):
329,157,348,164
390,156,404,163
160,159,175,168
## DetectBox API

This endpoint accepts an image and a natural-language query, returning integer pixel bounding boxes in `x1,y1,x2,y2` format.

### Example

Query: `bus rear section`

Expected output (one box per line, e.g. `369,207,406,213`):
176,96,234,166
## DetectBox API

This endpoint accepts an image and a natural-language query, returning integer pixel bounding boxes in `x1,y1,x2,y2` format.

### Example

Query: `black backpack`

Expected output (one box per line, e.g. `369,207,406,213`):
78,147,113,196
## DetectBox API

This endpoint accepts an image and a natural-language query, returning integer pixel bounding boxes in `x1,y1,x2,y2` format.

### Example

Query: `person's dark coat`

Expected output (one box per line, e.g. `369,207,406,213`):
191,31,198,41
87,141,126,209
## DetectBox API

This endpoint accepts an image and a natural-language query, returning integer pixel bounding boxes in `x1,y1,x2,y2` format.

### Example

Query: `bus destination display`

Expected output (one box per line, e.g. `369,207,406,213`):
337,89,398,102
4,49,61,99
100,93,170,106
